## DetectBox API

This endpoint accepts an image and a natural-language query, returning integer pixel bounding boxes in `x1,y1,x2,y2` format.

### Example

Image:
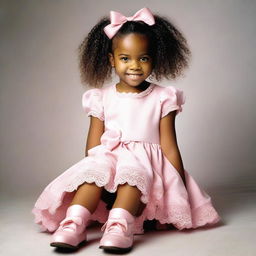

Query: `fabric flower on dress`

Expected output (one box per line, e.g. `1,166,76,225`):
100,129,122,151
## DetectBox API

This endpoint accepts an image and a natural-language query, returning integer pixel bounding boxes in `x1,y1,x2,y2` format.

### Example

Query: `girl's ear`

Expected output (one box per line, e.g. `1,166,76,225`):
108,53,115,67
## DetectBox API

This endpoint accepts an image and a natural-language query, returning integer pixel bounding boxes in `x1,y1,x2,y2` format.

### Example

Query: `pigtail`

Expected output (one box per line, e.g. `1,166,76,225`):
151,15,191,81
78,17,112,88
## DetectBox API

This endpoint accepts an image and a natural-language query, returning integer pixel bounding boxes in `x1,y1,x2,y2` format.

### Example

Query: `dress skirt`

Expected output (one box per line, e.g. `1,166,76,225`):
32,139,221,234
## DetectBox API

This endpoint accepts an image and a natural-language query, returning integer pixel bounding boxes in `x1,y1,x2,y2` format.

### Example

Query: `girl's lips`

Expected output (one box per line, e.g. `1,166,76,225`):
127,74,142,80
126,74,143,80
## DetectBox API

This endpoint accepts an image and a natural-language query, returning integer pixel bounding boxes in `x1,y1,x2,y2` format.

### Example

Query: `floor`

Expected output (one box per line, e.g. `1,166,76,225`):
1,187,255,256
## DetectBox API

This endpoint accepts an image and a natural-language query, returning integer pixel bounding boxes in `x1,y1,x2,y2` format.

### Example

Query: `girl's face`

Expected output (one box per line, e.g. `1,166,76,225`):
109,33,153,90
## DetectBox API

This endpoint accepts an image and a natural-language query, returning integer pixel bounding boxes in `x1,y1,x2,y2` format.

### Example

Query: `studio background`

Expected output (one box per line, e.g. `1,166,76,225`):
0,1,255,256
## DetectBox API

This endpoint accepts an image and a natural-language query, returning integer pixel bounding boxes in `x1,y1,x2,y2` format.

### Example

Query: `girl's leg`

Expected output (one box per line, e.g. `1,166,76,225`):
71,182,145,216
71,182,104,214
99,184,143,252
112,183,142,216
51,182,103,249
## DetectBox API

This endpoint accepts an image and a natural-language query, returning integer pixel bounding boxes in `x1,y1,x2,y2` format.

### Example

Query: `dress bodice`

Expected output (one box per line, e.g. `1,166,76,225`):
82,83,185,148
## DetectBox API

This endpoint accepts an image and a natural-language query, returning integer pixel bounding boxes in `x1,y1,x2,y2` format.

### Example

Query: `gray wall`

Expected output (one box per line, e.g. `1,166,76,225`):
1,0,255,198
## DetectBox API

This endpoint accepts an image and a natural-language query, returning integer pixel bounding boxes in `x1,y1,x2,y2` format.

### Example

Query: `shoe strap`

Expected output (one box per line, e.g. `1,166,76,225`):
101,218,128,233
59,216,83,231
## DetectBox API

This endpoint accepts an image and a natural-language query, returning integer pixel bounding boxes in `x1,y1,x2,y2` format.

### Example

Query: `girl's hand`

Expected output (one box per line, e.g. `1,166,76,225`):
159,110,187,189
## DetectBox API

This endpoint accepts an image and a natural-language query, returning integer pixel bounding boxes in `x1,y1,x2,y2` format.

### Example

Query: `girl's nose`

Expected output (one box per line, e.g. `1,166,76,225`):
130,60,141,70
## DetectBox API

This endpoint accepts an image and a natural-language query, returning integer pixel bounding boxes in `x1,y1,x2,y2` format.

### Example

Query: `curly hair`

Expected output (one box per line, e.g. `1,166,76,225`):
78,13,191,88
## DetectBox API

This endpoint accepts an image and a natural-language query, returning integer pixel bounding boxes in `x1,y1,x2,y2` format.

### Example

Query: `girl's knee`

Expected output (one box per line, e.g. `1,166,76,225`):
117,183,142,194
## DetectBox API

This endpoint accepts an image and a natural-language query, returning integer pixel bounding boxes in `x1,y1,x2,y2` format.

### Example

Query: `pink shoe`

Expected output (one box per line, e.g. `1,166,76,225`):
50,204,91,250
99,208,135,252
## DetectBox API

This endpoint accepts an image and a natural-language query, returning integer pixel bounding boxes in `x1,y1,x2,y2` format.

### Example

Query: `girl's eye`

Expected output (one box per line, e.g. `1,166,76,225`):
140,57,149,62
120,57,129,62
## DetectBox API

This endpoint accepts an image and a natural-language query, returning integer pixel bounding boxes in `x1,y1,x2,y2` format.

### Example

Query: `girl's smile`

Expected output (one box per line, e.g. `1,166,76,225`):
109,33,153,93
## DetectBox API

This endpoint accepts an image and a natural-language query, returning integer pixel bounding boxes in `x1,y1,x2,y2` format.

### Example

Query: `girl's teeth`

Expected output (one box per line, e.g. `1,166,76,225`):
127,74,141,79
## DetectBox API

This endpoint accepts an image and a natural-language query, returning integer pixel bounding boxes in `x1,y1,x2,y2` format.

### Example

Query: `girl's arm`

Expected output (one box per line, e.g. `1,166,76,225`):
85,116,105,156
159,110,186,187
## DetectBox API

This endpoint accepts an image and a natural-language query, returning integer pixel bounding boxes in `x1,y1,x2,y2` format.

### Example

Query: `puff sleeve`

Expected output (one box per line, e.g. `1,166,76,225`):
160,86,185,118
82,88,104,121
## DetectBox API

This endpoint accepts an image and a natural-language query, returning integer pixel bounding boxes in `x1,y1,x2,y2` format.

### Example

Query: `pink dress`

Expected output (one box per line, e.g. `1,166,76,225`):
32,83,221,234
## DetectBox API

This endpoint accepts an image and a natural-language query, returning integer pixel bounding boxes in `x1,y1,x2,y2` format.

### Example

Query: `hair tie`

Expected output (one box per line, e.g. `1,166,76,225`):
103,7,155,39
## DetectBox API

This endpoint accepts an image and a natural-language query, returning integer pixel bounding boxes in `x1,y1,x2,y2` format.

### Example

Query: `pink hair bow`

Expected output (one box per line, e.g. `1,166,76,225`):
104,7,155,39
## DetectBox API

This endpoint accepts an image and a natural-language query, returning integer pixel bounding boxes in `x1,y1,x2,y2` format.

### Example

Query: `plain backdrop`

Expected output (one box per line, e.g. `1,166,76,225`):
0,0,255,200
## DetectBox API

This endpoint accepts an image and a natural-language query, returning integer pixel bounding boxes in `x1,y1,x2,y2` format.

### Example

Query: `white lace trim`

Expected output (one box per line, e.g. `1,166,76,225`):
108,167,150,204
65,169,110,192
155,205,192,230
114,83,155,98
192,202,221,228
134,201,221,233
33,167,111,231
161,105,181,118
33,197,220,233
87,111,104,121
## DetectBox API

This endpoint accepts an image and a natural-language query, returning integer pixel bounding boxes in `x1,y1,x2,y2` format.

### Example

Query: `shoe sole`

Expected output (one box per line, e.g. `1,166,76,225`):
99,245,132,253
50,240,86,250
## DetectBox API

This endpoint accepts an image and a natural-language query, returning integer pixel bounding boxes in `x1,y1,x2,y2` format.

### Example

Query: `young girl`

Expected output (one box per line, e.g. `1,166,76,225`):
32,7,221,253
